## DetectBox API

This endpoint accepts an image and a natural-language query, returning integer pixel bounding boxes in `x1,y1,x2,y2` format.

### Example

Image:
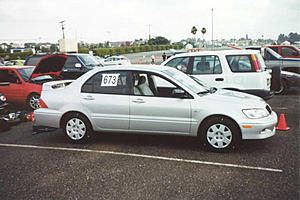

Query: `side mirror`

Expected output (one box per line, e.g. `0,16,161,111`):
75,63,82,68
172,88,186,98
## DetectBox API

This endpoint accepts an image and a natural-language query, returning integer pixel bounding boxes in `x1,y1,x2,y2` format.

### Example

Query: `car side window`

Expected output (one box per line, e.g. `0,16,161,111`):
269,47,278,53
226,55,256,72
192,56,222,74
64,56,80,69
0,69,20,84
81,71,131,95
164,57,189,73
281,47,298,56
132,71,189,98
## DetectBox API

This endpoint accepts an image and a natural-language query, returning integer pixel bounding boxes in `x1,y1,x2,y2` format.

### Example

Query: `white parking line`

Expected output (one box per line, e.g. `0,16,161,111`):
0,143,283,173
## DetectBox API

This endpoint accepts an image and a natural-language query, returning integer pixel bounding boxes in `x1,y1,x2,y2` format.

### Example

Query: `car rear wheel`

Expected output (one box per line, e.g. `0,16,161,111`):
276,79,287,95
62,113,92,142
27,93,40,110
200,116,241,151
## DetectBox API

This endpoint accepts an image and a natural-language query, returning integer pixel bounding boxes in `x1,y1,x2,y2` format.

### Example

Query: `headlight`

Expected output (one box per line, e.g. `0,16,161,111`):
242,108,269,119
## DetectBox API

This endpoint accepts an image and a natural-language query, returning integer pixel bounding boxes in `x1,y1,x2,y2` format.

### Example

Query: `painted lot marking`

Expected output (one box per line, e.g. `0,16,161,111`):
0,143,283,173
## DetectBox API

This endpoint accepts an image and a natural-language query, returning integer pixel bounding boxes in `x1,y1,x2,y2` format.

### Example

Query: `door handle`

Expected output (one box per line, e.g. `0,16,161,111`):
132,98,145,104
215,78,224,81
83,95,95,100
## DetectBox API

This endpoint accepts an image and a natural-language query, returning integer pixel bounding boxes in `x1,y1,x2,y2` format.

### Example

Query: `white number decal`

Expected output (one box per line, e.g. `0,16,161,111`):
101,74,119,86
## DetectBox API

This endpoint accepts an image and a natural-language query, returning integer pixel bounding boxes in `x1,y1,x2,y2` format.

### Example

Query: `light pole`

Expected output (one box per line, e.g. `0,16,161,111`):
59,20,66,39
211,8,214,50
146,24,152,41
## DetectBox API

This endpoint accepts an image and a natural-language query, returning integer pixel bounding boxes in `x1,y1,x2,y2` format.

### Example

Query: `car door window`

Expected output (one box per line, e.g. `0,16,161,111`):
281,47,298,56
81,71,131,95
192,55,221,74
164,57,189,72
269,47,278,53
64,56,80,69
0,69,20,84
132,71,189,98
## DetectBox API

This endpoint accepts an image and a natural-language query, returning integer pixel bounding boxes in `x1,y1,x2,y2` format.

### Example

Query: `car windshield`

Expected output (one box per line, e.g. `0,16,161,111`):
17,68,34,82
162,68,208,94
78,54,100,66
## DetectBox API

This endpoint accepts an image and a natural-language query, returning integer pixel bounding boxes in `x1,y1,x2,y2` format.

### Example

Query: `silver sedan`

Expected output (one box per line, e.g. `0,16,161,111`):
34,65,278,151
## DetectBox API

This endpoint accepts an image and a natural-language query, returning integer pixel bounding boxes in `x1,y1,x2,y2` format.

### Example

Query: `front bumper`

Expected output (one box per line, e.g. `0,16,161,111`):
240,111,278,140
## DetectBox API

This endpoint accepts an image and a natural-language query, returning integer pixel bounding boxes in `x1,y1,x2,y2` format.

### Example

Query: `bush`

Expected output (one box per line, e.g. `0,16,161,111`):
78,48,89,54
0,51,33,60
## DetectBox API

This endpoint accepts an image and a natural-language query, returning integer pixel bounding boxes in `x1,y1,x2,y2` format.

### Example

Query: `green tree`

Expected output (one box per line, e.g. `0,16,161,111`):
152,36,170,45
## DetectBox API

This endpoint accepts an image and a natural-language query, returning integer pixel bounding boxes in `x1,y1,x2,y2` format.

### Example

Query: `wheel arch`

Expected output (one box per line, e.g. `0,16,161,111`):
60,111,93,131
197,114,242,138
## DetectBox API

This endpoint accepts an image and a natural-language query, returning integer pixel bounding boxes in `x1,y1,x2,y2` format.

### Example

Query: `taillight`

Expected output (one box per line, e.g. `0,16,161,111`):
39,98,48,108
251,54,261,72
0,95,6,102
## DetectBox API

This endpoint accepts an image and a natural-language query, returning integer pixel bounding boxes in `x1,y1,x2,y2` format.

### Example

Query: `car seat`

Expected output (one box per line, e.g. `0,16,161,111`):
137,76,154,96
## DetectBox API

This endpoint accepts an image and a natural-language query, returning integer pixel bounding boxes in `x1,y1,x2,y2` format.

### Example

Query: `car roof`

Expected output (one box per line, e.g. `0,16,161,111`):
94,64,169,72
172,50,260,58
0,66,34,69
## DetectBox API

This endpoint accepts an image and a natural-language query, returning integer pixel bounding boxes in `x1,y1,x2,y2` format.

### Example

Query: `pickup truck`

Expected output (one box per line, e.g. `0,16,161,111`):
264,45,300,58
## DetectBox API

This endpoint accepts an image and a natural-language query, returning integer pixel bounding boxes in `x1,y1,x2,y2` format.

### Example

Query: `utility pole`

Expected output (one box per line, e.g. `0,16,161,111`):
211,8,214,50
59,20,66,39
146,24,152,41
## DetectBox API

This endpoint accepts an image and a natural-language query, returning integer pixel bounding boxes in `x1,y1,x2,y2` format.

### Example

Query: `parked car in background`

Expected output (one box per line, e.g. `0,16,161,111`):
161,50,279,100
245,46,300,74
103,55,131,66
264,45,300,58
94,56,105,65
24,53,103,79
276,70,300,94
34,65,277,151
4,60,25,66
261,47,300,74
0,54,68,109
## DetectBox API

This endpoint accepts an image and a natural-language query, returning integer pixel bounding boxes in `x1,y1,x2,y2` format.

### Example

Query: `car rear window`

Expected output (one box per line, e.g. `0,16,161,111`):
226,55,256,72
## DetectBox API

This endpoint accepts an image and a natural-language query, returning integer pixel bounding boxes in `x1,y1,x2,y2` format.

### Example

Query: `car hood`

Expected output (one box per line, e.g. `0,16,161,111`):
204,89,266,108
29,54,68,81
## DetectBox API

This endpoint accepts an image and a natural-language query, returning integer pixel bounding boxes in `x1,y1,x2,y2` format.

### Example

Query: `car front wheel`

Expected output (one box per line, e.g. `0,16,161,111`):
200,116,241,151
62,113,92,142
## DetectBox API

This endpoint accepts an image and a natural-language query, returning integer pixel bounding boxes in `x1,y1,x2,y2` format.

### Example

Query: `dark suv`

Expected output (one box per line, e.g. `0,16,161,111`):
24,53,103,79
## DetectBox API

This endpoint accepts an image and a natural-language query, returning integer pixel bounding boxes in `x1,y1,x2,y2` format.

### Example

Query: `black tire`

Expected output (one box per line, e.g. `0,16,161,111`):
276,79,288,95
62,113,92,143
200,116,241,151
27,93,40,110
271,66,281,92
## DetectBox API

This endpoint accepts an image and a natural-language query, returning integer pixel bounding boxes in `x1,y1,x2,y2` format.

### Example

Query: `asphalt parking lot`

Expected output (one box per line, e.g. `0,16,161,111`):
0,90,299,200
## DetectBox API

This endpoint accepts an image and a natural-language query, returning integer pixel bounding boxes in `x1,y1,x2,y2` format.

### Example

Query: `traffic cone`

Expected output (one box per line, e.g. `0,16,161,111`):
276,114,290,131
138,59,140,64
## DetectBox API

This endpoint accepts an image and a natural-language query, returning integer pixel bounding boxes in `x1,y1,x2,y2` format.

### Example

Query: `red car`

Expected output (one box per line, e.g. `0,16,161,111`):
0,54,68,110
264,45,300,58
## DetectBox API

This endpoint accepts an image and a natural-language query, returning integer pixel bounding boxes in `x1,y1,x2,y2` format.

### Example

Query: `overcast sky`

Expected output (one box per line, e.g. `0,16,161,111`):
0,0,299,44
